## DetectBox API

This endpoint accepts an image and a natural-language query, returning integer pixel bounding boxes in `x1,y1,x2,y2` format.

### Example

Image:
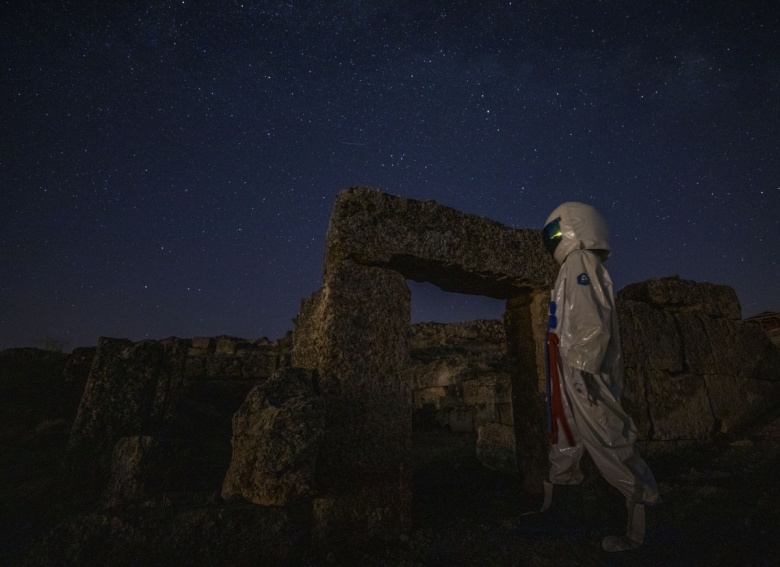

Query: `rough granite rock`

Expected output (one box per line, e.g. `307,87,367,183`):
616,283,780,441
66,335,285,495
103,436,192,507
221,368,324,506
67,337,190,471
704,374,754,433
674,312,719,375
618,299,683,372
528,291,552,393
618,275,742,320
323,187,558,297
621,367,652,439
300,259,413,484
738,322,780,382
700,317,748,376
23,504,311,566
311,479,412,552
291,289,326,372
646,372,715,440
476,422,518,473
408,320,510,434
409,320,507,350
504,293,549,492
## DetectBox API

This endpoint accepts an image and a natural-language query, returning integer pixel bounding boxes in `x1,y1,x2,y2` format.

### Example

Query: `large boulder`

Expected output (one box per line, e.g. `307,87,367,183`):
221,368,324,506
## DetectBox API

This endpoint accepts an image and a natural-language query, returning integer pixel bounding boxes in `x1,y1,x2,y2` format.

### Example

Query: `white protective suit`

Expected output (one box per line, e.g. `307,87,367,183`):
542,202,659,550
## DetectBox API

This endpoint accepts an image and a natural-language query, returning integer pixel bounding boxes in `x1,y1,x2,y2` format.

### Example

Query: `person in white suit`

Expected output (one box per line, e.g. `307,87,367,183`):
540,201,660,552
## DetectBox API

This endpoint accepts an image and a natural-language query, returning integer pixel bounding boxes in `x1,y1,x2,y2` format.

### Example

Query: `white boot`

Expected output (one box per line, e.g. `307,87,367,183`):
602,499,645,552
540,480,553,512
520,480,554,516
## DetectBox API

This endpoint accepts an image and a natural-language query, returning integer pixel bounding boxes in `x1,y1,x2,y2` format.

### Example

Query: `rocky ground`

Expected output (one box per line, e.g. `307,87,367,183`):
323,421,780,566
3,372,779,566
3,422,780,566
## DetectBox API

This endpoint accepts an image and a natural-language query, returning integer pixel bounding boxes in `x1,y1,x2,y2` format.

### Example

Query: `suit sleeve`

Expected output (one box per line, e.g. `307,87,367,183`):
558,252,612,374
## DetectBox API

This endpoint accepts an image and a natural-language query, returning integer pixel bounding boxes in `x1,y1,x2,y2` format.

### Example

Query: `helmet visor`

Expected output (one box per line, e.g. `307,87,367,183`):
542,217,562,257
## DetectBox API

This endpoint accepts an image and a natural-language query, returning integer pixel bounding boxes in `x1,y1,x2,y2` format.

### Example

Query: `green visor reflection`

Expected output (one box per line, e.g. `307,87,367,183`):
542,217,562,257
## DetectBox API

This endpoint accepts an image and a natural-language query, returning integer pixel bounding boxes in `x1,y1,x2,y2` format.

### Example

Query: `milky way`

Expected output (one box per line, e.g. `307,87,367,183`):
2,0,778,350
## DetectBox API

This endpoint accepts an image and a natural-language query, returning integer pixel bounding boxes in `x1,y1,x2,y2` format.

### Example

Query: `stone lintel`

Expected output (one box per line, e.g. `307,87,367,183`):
324,187,557,297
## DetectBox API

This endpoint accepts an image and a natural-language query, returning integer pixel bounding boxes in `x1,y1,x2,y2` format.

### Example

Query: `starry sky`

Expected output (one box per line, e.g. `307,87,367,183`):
2,0,778,351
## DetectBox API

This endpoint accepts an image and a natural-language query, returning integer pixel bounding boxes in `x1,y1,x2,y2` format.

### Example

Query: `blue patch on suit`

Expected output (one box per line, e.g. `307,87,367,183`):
548,301,557,330
576,273,590,286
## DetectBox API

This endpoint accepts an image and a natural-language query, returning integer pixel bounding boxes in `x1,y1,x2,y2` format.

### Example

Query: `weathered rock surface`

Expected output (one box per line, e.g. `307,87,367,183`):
476,422,518,472
619,275,742,319
66,335,291,494
407,320,517,473
1,336,302,564
66,338,189,473
103,436,192,507
295,259,413,485
22,503,311,566
292,258,415,549
312,479,412,549
746,311,780,346
409,320,510,433
414,276,780,474
222,368,324,506
617,276,780,441
324,187,558,297
645,373,715,440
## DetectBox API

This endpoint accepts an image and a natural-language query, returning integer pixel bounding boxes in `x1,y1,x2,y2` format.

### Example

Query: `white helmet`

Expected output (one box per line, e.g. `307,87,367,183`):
542,202,611,265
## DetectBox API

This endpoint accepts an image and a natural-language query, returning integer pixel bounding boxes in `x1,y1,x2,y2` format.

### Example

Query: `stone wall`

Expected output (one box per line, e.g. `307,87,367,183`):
458,277,780,471
618,277,780,444
67,333,292,498
408,320,519,474
409,320,510,433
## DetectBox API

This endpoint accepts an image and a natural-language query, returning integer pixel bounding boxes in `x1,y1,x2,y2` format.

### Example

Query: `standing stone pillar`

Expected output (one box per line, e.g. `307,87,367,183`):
505,292,549,493
293,259,412,548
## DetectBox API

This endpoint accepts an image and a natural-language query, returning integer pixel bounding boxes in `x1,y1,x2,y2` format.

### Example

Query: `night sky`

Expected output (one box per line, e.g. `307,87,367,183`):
2,1,778,351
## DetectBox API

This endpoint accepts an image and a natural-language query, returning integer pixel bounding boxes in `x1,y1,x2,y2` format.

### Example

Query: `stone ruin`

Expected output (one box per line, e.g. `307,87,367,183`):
288,187,780,548
7,187,780,564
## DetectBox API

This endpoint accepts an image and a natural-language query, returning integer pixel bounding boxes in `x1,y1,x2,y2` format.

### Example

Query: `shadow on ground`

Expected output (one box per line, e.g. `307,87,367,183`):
331,424,780,566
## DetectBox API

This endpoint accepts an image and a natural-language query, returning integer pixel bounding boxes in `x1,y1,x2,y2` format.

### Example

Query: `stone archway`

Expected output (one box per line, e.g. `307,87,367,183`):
291,187,558,548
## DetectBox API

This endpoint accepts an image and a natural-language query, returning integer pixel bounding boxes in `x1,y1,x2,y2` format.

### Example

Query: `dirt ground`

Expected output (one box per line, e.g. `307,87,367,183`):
326,419,780,567
4,417,780,566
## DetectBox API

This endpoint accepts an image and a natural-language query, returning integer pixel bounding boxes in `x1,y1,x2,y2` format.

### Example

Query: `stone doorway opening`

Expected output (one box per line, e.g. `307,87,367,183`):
291,188,557,545
406,280,536,527
407,281,508,464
